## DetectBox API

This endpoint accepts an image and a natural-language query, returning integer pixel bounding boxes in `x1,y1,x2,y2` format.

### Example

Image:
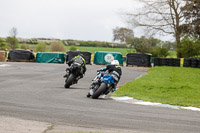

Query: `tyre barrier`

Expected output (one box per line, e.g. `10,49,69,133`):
154,57,161,66
153,57,180,67
191,58,198,68
126,53,151,67
173,58,180,67
198,59,200,68
66,50,92,64
183,58,200,68
167,58,174,66
8,50,35,62
160,58,168,66
183,58,191,67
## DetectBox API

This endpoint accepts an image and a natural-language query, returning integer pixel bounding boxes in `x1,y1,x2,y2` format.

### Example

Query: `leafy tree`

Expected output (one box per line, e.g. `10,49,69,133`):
150,46,169,57
50,41,65,52
36,42,46,52
131,36,151,53
0,38,8,50
69,45,77,51
182,0,200,38
113,27,134,43
130,36,162,53
162,41,176,50
127,0,186,58
21,44,30,50
178,35,200,58
6,37,18,50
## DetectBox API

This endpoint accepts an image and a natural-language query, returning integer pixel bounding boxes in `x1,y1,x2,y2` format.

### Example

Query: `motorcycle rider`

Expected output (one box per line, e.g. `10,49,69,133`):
87,59,122,97
64,54,86,81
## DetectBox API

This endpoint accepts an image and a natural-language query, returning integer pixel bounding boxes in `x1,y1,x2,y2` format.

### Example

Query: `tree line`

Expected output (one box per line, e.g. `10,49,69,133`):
117,0,200,58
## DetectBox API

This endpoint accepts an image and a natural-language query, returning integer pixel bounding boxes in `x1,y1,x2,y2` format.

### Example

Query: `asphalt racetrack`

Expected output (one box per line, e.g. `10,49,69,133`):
0,62,200,133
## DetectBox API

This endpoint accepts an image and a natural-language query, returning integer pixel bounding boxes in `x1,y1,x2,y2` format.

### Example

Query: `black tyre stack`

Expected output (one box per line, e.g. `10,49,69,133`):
153,57,180,67
126,53,151,67
154,57,161,66
191,58,198,68
198,59,200,68
173,58,180,67
160,58,168,66
167,58,174,66
183,58,191,67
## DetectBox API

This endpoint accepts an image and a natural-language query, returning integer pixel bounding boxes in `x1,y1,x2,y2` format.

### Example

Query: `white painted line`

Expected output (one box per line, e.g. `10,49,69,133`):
0,64,10,67
111,96,200,112
134,101,161,106
181,107,200,111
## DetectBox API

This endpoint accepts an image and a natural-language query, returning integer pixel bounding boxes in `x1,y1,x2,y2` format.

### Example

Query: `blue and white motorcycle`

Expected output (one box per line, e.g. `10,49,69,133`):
87,71,117,99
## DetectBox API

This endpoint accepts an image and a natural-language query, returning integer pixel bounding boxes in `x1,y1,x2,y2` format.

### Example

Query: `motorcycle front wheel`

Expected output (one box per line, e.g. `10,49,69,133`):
64,74,74,88
92,82,107,99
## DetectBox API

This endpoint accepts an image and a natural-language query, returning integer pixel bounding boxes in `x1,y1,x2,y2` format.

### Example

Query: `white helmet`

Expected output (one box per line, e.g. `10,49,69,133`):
111,60,119,65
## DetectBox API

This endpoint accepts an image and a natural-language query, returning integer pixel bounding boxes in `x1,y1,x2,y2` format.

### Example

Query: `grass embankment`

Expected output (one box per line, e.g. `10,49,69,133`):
113,67,200,108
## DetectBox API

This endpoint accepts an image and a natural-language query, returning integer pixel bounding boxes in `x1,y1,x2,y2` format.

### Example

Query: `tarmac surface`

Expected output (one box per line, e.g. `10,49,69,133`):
0,62,200,133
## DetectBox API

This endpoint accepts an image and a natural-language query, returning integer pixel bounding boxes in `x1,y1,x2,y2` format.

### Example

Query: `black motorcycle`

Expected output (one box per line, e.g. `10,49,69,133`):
64,62,83,88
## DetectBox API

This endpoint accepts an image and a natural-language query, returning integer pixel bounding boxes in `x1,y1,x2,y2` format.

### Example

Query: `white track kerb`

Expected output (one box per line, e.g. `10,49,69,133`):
111,96,200,112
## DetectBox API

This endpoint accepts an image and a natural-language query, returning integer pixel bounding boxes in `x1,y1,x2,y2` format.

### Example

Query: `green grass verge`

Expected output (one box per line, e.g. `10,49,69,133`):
66,46,135,56
112,67,200,108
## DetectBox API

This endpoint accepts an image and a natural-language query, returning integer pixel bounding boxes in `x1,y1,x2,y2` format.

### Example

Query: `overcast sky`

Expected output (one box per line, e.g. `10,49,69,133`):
0,0,143,42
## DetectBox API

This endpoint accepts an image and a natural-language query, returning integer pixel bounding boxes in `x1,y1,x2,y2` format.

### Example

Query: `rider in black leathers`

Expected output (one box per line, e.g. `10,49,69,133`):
64,54,86,80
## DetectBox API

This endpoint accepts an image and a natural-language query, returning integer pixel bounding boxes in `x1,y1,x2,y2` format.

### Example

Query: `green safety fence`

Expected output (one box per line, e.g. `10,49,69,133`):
36,52,65,63
93,51,123,65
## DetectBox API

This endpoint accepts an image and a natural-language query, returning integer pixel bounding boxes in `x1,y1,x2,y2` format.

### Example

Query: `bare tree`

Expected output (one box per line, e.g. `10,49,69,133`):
127,0,186,57
6,27,18,49
9,27,18,37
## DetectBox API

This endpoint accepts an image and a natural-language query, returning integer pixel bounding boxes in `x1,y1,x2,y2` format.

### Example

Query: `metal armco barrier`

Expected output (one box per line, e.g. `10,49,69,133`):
66,50,92,64
126,53,151,67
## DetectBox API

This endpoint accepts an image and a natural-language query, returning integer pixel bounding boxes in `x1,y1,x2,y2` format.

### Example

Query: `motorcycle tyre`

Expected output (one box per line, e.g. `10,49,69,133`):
64,74,74,88
92,82,107,99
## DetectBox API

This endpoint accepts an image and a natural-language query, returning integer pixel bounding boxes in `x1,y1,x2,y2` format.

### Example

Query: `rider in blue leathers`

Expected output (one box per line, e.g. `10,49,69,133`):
87,60,122,97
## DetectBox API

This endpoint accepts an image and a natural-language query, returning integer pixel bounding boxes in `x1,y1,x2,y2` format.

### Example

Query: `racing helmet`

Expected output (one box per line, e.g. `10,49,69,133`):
78,53,85,59
111,60,119,65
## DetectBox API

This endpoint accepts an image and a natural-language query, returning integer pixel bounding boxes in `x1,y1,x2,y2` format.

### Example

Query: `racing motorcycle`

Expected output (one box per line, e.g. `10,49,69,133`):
64,62,83,88
87,71,117,99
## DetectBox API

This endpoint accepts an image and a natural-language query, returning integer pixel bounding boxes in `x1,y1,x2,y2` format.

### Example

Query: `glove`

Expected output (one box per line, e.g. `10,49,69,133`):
112,88,116,92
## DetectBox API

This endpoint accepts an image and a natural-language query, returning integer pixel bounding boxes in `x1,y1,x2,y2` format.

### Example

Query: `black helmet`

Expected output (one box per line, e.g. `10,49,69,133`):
78,53,84,57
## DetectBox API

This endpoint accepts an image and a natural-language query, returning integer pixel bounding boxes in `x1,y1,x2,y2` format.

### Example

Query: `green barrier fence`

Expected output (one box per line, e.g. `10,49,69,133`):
93,51,123,65
36,52,65,63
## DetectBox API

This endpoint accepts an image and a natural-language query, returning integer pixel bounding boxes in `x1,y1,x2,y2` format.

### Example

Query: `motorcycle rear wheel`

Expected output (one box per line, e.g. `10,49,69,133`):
92,82,107,99
64,74,74,88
